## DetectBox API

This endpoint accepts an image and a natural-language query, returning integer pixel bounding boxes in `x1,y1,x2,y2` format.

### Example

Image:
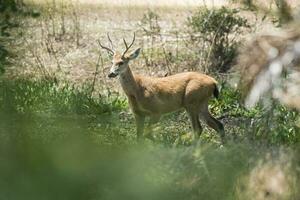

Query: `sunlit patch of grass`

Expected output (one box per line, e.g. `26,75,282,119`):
0,78,126,115
0,78,134,146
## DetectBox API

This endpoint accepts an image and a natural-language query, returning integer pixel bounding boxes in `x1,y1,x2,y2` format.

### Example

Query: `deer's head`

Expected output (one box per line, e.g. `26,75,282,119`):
98,33,141,78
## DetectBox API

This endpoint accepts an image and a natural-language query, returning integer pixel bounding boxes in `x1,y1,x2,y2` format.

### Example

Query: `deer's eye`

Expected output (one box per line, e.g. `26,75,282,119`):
118,62,124,65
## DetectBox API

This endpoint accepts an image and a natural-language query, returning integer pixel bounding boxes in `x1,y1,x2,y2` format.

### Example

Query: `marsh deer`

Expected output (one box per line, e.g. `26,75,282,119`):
98,33,225,142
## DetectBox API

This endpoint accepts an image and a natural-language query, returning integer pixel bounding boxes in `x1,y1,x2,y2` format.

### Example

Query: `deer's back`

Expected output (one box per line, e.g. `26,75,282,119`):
136,72,216,93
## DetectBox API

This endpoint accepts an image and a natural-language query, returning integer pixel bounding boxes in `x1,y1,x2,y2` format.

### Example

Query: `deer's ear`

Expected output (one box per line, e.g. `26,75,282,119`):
128,48,141,60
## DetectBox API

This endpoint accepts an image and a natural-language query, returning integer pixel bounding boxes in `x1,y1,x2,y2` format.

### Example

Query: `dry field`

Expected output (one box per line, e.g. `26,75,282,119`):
5,0,300,95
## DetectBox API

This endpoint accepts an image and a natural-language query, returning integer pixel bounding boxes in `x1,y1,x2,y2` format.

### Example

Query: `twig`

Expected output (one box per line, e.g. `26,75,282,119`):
90,51,101,95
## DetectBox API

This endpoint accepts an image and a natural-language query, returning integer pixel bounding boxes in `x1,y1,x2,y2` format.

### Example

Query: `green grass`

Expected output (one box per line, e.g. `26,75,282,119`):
0,78,126,115
0,78,298,145
0,77,299,200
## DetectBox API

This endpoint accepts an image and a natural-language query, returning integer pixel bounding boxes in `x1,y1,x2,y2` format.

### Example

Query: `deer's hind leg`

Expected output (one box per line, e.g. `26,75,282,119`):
200,104,225,142
186,107,203,140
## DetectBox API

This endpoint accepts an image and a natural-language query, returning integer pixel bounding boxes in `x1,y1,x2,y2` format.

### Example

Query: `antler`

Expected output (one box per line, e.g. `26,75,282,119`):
97,33,115,55
106,33,114,50
122,32,136,58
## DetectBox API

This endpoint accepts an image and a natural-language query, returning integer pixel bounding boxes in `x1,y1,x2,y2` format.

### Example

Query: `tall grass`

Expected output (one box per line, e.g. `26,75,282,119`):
0,81,299,200
0,78,126,115
0,106,299,200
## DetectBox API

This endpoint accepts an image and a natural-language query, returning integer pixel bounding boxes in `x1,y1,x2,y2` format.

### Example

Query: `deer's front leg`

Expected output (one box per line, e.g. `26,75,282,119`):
145,115,161,141
134,114,145,141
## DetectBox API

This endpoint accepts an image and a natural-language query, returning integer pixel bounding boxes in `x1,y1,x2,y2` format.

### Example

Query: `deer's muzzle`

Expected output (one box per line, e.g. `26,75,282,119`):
108,72,118,78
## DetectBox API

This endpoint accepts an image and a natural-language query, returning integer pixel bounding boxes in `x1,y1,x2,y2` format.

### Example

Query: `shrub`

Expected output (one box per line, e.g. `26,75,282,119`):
187,7,249,72
209,84,299,145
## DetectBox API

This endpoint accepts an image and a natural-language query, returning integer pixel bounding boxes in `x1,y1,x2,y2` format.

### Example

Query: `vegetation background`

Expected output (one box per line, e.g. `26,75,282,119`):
0,0,299,199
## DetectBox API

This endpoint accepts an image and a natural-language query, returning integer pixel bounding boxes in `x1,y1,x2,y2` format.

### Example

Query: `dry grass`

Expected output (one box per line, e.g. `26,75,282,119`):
25,0,300,9
7,0,198,94
7,0,299,96
26,0,228,8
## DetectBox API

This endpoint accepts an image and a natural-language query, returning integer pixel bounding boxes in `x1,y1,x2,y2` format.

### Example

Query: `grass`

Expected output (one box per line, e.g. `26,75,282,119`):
0,78,126,115
26,0,228,8
0,78,299,200
0,77,298,145
3,0,245,83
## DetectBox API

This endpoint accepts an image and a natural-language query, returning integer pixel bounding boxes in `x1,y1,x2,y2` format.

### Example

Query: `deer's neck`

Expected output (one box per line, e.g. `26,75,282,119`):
119,67,138,97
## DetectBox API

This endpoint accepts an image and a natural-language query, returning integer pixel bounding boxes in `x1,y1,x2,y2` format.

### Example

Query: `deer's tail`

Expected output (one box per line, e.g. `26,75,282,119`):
213,83,219,99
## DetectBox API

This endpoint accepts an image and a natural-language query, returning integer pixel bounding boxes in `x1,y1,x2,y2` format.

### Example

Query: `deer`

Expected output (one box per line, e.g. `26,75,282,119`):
98,33,225,143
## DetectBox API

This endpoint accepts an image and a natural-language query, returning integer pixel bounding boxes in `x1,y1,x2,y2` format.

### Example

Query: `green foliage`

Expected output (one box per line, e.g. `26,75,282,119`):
0,0,23,12
213,85,299,144
247,103,300,144
230,0,257,11
0,79,299,200
0,43,8,74
188,7,248,36
188,7,249,72
0,12,13,75
0,78,298,145
0,0,40,75
0,79,126,115
273,0,293,26
0,111,299,200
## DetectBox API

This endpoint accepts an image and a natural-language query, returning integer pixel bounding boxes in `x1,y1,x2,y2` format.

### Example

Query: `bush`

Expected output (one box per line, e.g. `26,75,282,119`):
208,84,299,145
188,7,249,72
0,0,24,12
